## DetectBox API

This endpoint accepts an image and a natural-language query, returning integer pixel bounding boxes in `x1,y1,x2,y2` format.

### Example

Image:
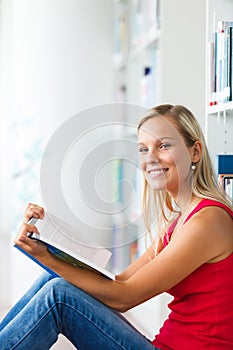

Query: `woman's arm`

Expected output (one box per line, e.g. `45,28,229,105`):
116,244,155,282
15,204,233,313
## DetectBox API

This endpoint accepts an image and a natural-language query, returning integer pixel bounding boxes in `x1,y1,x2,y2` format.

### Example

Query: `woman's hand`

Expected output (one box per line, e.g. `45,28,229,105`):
14,222,47,257
14,203,50,261
23,203,44,223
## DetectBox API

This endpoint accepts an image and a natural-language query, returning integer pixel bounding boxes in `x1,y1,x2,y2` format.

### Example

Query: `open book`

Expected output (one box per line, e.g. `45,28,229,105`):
14,212,115,280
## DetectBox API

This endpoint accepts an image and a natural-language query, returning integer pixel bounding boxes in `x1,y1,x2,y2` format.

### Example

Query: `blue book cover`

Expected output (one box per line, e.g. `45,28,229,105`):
14,244,59,277
216,154,233,174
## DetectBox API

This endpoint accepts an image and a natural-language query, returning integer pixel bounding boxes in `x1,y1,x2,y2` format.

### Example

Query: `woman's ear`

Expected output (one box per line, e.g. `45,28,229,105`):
192,141,202,163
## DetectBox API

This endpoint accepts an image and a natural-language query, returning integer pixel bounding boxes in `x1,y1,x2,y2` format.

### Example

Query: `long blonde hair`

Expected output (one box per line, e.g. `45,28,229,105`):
138,104,232,251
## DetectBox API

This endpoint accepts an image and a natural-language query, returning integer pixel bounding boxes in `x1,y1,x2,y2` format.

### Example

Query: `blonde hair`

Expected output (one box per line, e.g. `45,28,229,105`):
138,104,233,252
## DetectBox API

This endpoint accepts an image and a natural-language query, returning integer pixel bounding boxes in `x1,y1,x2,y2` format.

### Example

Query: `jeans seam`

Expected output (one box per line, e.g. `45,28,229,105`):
58,302,129,350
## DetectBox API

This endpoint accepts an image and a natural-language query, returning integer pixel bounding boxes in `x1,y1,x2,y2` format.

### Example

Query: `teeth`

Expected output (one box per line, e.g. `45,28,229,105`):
149,169,165,175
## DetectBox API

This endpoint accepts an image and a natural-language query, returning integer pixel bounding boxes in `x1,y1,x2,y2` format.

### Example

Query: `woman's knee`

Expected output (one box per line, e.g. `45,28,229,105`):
41,277,78,304
42,276,67,295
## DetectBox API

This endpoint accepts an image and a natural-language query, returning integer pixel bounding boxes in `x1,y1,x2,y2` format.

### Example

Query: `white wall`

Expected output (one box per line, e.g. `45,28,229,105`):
159,0,207,127
0,0,114,308
0,0,14,310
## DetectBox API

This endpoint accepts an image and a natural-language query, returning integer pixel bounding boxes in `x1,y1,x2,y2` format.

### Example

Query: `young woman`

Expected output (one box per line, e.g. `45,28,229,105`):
1,104,233,349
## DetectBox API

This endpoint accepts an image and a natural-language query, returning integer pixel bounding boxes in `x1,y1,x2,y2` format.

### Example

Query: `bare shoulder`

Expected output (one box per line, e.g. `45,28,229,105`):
193,205,233,235
174,205,233,262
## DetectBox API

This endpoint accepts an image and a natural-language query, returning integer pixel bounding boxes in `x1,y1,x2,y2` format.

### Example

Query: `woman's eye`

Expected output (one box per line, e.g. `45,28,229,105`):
160,143,171,150
138,147,148,153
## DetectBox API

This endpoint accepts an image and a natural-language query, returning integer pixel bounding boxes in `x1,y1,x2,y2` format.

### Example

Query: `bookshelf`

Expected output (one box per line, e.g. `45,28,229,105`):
206,0,233,165
112,2,164,338
113,0,160,107
111,0,160,275
207,101,233,115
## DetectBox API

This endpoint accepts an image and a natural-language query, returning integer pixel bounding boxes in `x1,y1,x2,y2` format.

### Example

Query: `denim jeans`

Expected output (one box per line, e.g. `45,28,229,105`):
0,272,159,350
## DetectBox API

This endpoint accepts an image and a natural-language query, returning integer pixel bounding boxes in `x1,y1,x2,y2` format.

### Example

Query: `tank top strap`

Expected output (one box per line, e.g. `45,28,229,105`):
164,215,180,246
184,198,233,224
164,199,233,246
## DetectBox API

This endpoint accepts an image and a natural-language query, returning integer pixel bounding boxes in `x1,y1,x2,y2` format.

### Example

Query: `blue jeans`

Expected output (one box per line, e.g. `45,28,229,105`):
0,272,159,349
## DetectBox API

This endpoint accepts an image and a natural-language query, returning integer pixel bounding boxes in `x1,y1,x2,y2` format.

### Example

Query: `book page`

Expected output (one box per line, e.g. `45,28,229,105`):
35,212,112,268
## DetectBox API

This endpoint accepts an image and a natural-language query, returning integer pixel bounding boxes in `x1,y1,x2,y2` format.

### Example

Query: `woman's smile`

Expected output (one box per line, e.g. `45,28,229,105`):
147,167,169,178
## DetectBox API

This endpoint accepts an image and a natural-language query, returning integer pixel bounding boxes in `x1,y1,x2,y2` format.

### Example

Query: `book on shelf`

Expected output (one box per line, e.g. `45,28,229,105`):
140,49,158,108
14,212,115,280
216,154,233,174
216,154,233,202
224,176,233,200
209,20,233,106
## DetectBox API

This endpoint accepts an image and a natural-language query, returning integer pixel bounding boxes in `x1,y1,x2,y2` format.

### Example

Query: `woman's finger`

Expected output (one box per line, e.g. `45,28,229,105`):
23,203,44,223
15,223,39,243
25,203,44,214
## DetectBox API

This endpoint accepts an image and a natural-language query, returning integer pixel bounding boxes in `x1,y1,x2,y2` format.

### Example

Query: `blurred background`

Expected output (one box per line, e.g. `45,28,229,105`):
1,0,233,348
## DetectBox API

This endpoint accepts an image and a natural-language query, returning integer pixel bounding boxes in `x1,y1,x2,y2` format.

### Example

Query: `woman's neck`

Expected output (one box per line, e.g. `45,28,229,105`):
173,193,202,230
173,190,199,214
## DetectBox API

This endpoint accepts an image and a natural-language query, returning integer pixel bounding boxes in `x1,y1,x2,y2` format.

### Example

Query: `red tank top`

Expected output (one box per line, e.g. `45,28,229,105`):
152,199,233,350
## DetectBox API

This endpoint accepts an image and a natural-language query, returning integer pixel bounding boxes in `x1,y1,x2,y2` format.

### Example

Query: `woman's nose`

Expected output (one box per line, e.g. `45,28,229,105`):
145,149,160,164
